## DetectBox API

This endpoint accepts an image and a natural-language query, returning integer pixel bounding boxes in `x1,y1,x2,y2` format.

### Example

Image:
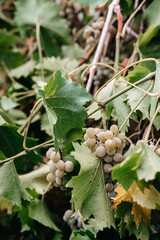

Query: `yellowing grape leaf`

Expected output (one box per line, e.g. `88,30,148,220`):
0,197,13,214
131,202,151,229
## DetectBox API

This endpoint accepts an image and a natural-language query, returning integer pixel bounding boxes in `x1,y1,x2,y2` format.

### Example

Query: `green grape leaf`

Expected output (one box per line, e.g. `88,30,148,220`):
29,199,60,231
143,0,160,27
70,0,109,8
43,71,92,150
1,96,18,111
125,65,150,83
0,162,31,207
67,143,115,231
10,60,36,78
19,163,50,195
14,0,70,44
0,124,43,170
112,141,160,190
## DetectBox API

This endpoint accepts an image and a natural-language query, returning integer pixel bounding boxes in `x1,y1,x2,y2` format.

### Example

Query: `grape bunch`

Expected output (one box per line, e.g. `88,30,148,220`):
84,125,126,199
149,141,160,156
56,0,84,28
63,209,83,229
46,148,74,190
83,17,105,52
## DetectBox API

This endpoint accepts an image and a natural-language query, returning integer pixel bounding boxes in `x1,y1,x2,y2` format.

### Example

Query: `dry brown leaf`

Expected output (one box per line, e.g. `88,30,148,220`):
131,202,151,229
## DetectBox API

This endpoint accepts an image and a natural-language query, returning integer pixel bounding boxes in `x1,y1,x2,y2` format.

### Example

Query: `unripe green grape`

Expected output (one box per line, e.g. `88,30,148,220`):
95,145,106,157
65,161,74,172
95,128,101,135
117,133,125,142
110,124,119,134
49,162,56,173
103,164,112,173
108,191,117,198
105,139,115,150
86,138,96,147
113,137,121,147
55,169,64,178
84,133,89,141
56,160,65,170
50,151,61,162
97,131,106,142
86,127,96,138
46,172,56,182
56,177,62,185
104,155,113,163
156,148,160,156
104,130,113,140
106,183,114,192
63,210,73,221
113,153,125,162
106,149,116,156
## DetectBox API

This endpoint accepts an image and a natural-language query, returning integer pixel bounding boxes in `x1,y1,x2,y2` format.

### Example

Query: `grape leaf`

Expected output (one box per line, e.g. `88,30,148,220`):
0,124,43,170
1,96,18,111
70,0,109,8
0,162,31,207
10,60,36,78
143,0,160,27
67,143,115,231
43,71,92,149
29,199,60,231
125,65,150,83
112,141,160,190
19,163,50,194
0,197,13,214
14,0,70,44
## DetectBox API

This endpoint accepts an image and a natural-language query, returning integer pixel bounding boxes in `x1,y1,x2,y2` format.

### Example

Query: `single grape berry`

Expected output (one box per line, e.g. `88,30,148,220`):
110,125,119,134
104,130,113,140
117,133,125,142
55,169,65,178
95,145,106,157
84,133,89,141
95,128,101,135
103,164,112,173
65,161,74,172
56,160,65,170
50,151,61,162
104,155,113,163
46,147,54,159
46,172,56,182
86,138,96,147
108,191,117,198
113,153,124,162
63,210,73,221
105,139,115,150
113,137,121,147
56,177,63,185
106,149,116,156
86,128,96,138
106,183,114,192
97,131,106,142
49,162,57,173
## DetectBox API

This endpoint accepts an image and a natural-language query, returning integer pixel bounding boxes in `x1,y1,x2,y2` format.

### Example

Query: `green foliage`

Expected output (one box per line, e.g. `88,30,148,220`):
70,0,109,8
0,162,31,207
68,143,115,231
15,0,71,44
10,60,36,78
143,0,160,27
43,71,92,149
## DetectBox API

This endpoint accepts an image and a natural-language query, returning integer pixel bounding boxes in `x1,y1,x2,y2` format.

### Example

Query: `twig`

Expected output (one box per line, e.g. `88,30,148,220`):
1,61,15,83
126,26,138,39
36,22,44,81
86,0,120,92
153,138,160,152
0,109,14,124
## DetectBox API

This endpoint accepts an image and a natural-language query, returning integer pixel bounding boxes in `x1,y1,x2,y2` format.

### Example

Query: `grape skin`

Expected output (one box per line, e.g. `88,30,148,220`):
63,210,73,221
113,153,124,162
49,162,57,173
104,130,113,140
50,152,61,162
97,131,106,142
106,149,116,156
95,145,106,157
103,164,112,173
65,161,74,172
117,133,125,142
110,125,118,134
46,172,56,182
86,127,96,138
103,155,113,163
55,169,65,178
56,160,65,170
86,138,96,147
106,183,114,192
105,139,115,150
113,137,121,147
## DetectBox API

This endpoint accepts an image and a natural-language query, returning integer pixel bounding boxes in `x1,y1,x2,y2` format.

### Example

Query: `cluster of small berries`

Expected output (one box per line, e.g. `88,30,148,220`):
63,209,83,229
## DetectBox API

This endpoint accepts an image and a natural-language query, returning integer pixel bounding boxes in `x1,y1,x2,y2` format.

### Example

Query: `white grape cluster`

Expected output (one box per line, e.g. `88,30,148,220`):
84,125,126,199
149,142,160,156
83,17,105,52
63,209,83,229
46,148,74,190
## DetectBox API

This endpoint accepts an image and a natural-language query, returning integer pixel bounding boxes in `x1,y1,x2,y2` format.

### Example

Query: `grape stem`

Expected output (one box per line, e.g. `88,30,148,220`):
87,71,155,118
1,60,15,83
0,109,13,124
86,0,120,92
153,138,160,152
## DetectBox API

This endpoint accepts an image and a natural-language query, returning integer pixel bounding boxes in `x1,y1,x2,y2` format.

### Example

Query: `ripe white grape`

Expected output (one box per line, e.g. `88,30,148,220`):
50,151,61,162
46,147,55,159
118,142,125,150
49,162,57,173
86,128,96,138
105,139,115,150
56,177,62,185
56,160,65,170
87,36,95,45
113,137,121,147
97,21,104,29
64,161,74,172
84,133,89,141
113,153,125,162
108,191,117,198
46,172,56,182
92,22,99,29
97,131,106,142
104,130,113,140
83,28,91,39
95,128,101,135
86,138,96,147
106,149,116,156
63,210,73,221
103,164,112,173
94,29,101,38
106,183,114,192
117,133,125,142
110,125,118,134
156,148,160,156
55,169,64,178
95,145,106,157
104,155,113,163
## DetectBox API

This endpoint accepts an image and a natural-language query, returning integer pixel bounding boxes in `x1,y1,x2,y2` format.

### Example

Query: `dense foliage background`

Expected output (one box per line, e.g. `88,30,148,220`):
0,0,160,239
